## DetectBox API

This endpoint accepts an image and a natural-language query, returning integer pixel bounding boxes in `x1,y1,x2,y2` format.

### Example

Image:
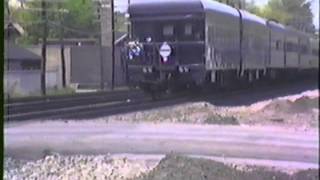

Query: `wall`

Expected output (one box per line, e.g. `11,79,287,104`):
5,70,41,96
70,46,126,88
27,45,126,89
4,69,61,96
28,45,71,88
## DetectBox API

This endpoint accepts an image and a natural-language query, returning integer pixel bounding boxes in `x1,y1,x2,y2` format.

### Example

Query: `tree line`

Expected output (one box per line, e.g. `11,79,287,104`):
5,0,316,45
219,0,316,33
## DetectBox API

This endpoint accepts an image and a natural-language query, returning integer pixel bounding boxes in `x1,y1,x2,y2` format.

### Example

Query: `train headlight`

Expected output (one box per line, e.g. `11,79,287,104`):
184,67,189,72
147,67,153,73
128,53,134,60
179,66,184,73
142,67,148,73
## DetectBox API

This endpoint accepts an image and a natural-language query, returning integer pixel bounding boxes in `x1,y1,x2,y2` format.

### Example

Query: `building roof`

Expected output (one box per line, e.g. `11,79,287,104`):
5,43,41,61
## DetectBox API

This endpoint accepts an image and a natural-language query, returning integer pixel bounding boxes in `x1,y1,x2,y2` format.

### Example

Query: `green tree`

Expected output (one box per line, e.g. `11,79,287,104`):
261,0,315,33
12,0,98,44
62,0,98,38
245,0,263,16
115,12,128,33
215,0,315,33
216,0,246,8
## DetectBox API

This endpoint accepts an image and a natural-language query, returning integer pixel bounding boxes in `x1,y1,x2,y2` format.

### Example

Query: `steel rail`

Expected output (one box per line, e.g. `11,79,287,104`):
5,79,316,122
6,88,140,104
5,89,144,116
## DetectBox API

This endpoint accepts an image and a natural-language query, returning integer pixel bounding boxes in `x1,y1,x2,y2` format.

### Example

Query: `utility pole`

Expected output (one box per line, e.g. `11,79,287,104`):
97,1,105,90
5,0,11,99
99,0,115,90
41,0,48,95
99,29,105,90
111,0,115,90
59,2,66,88
127,0,130,38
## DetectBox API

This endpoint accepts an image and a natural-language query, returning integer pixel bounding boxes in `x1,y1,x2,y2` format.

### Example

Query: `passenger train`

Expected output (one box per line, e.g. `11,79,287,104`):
123,0,319,94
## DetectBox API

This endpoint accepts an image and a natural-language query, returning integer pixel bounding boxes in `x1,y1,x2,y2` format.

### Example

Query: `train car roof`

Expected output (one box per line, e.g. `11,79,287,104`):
267,20,285,29
129,0,239,17
267,20,286,33
240,10,266,25
200,0,239,16
285,26,302,37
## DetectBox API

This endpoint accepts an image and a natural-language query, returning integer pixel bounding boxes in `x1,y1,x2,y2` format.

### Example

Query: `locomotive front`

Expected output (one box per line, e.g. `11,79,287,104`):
124,0,206,93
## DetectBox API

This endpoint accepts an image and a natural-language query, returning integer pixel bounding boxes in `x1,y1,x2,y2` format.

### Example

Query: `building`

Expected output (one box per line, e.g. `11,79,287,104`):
4,23,42,97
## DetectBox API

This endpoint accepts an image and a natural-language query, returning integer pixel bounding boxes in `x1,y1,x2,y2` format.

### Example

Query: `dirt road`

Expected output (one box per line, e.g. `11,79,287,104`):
5,121,318,168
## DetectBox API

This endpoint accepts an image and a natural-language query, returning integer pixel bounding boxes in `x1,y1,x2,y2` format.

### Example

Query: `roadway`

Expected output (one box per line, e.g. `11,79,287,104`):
4,121,319,169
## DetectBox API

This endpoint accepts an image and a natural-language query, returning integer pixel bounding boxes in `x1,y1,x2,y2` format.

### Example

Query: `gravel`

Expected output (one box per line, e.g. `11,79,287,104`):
4,154,151,180
5,154,319,180
98,89,318,131
104,102,240,125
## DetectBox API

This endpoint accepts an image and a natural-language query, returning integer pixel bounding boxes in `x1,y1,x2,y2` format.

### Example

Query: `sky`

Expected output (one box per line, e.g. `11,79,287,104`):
114,0,319,29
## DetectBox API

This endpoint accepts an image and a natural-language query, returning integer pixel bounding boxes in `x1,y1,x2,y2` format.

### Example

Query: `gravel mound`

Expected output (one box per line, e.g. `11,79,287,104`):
262,96,318,113
106,102,238,125
4,154,151,180
99,90,318,130
136,155,319,180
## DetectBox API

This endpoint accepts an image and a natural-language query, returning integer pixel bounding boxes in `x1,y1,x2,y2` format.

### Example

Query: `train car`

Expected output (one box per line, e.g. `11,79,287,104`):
283,27,300,69
124,0,317,95
240,10,269,81
126,0,242,92
127,0,207,92
266,20,286,75
204,1,240,85
298,31,312,69
310,36,319,70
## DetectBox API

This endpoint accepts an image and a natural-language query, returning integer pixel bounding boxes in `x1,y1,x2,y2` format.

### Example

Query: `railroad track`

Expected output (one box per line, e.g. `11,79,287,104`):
5,79,317,121
4,89,144,121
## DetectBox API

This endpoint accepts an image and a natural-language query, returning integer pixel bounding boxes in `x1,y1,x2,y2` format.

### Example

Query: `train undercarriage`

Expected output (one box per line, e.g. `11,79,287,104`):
126,65,318,98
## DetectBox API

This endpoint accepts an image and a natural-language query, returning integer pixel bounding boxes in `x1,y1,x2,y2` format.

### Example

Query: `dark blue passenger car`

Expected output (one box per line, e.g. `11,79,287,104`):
124,0,318,94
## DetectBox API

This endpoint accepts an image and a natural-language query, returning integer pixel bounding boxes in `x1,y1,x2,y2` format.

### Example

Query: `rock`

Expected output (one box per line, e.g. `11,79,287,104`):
270,118,284,123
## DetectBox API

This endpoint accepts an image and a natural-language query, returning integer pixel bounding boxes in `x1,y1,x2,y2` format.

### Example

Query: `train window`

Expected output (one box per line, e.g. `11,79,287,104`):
163,25,174,36
185,24,192,36
285,42,291,51
286,42,299,52
300,45,308,54
276,40,281,50
132,22,154,41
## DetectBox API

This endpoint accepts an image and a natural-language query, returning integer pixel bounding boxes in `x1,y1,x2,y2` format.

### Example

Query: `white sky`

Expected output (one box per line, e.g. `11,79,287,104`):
114,0,319,29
